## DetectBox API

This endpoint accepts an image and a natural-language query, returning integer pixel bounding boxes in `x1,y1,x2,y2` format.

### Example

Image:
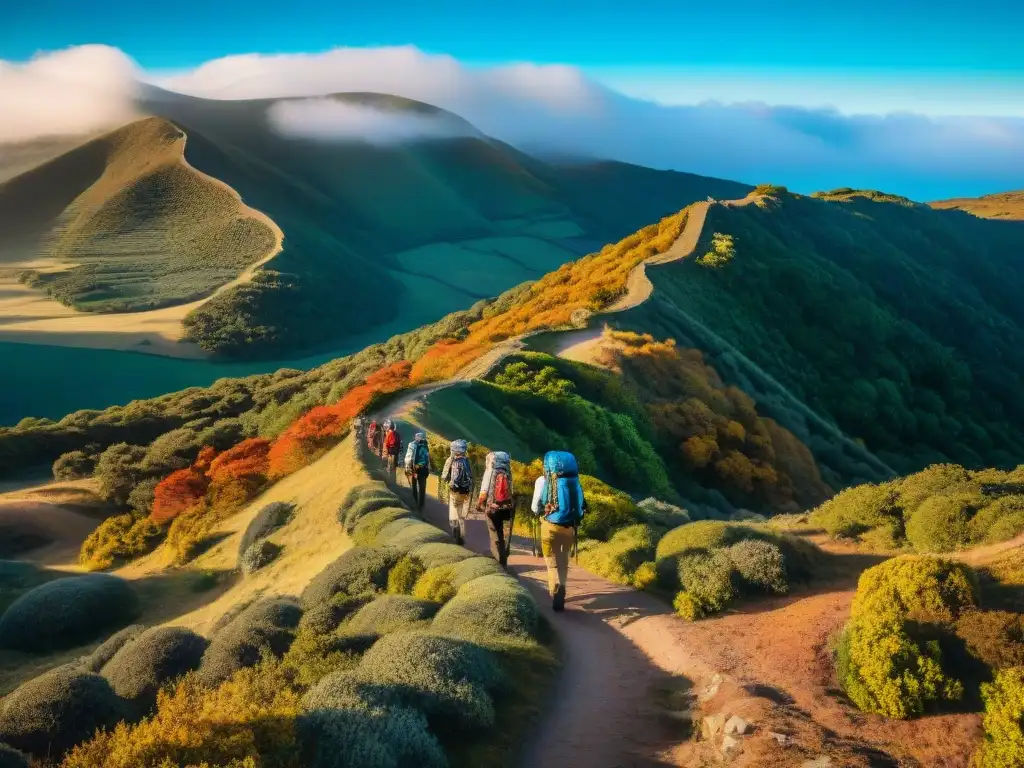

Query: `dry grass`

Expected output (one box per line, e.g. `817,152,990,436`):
0,117,282,357
930,190,1024,220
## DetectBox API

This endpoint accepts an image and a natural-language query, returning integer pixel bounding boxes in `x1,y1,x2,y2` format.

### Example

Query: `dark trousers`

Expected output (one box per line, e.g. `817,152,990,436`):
410,467,429,510
486,508,512,566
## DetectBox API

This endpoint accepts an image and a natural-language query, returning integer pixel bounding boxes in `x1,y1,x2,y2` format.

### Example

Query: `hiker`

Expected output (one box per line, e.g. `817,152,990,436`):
404,431,432,513
367,420,382,457
383,420,403,480
531,450,586,611
477,451,515,568
441,439,473,545
380,419,394,460
353,416,366,442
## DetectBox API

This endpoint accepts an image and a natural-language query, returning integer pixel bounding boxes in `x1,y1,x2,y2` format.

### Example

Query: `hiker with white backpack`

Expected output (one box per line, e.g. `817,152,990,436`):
531,450,586,611
403,432,432,513
441,439,473,545
477,451,515,567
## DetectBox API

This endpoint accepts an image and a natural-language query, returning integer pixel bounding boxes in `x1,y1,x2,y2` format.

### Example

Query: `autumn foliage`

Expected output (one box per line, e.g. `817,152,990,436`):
207,438,272,510
151,468,209,524
410,341,489,384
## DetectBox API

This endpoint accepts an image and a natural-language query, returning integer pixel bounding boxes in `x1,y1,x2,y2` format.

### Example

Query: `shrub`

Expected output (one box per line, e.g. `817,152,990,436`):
52,450,96,481
632,561,657,590
838,614,964,719
101,626,208,711
240,540,283,574
94,443,148,507
636,497,690,530
413,566,458,604
409,543,475,570
449,557,504,589
383,521,451,552
0,743,28,768
238,501,294,556
79,514,163,571
656,520,741,561
851,556,978,624
577,479,637,541
675,550,736,619
809,482,901,541
81,624,145,672
337,484,401,533
432,574,539,644
298,703,446,768
579,524,659,586
977,666,1024,768
906,494,976,552
955,611,1024,670
206,437,271,510
0,573,138,652
126,477,159,517
61,662,301,768
352,507,411,546
300,547,403,608
298,596,369,637
281,627,369,689
198,597,301,686
673,591,704,621
386,555,425,595
345,595,438,634
151,468,208,524
727,540,788,594
0,666,129,758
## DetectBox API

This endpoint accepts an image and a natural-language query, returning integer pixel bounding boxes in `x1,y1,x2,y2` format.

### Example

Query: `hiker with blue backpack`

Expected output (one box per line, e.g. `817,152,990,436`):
441,439,474,545
403,432,432,513
531,450,586,611
478,451,515,568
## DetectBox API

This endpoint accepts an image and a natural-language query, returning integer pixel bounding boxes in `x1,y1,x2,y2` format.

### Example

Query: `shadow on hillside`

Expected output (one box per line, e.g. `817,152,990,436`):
130,567,238,627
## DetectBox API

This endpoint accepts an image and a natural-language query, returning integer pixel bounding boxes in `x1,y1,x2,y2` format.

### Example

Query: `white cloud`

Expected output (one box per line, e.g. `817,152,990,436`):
0,45,139,143
2,44,1022,199
266,98,477,144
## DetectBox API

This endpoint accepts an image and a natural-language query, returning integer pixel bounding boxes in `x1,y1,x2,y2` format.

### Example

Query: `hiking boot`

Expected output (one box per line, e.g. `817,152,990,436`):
552,585,566,612
452,523,464,546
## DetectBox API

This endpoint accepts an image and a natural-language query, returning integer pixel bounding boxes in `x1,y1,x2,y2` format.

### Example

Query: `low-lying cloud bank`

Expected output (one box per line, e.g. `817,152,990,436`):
1,44,1021,200
267,98,477,144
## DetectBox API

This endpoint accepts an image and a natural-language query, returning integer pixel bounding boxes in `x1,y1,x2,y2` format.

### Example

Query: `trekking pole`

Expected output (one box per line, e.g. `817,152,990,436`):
506,507,516,563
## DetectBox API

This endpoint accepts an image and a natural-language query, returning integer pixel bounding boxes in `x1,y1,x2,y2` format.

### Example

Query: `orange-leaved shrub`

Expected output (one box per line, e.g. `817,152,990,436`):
207,438,271,510
151,468,209,524
410,341,491,384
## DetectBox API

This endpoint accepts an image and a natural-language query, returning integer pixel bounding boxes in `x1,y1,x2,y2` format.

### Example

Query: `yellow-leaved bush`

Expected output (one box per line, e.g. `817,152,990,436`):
976,666,1024,768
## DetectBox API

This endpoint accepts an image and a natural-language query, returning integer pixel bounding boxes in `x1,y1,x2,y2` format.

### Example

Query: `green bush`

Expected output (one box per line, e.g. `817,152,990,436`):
298,702,447,768
386,555,425,595
851,556,978,624
413,566,458,604
238,501,294,557
79,514,164,571
578,524,659,586
577,479,637,541
0,573,138,652
838,614,963,719
432,574,539,644
352,507,412,546
52,450,97,481
198,597,301,686
809,482,901,541
0,666,130,758
449,557,504,589
345,595,438,635
905,494,976,552
977,666,1024,768
655,520,743,561
81,624,145,673
300,547,403,608
0,743,29,768
298,595,370,637
675,550,736,620
240,540,283,574
409,543,475,570
636,497,690,530
101,626,207,711
338,484,402,533
955,611,1024,671
727,540,788,594
374,517,418,543
382,521,451,552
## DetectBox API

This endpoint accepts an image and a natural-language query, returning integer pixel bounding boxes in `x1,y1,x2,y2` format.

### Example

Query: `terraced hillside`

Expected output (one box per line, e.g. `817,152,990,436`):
0,117,280,312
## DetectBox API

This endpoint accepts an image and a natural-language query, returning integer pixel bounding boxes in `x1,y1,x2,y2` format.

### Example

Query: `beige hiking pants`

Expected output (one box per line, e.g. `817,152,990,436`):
540,520,573,595
448,492,471,526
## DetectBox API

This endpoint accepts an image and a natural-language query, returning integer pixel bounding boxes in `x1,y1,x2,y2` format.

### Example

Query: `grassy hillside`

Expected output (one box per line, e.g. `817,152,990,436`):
615,187,1024,474
0,117,279,312
931,189,1024,220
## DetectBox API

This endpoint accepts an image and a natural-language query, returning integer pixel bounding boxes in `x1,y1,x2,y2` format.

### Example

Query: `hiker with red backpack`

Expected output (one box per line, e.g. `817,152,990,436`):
404,432,432,513
367,420,382,457
441,439,473,545
383,419,403,481
531,450,586,611
478,451,515,568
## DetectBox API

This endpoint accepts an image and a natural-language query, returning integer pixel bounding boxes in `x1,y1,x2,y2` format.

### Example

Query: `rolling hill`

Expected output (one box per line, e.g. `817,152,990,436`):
931,189,1024,220
0,91,750,359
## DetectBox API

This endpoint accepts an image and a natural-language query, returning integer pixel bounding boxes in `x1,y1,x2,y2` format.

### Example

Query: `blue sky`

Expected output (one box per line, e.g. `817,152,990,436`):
4,0,1023,115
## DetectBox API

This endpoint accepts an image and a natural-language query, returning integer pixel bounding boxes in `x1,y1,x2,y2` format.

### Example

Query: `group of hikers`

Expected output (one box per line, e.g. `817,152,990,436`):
355,416,586,611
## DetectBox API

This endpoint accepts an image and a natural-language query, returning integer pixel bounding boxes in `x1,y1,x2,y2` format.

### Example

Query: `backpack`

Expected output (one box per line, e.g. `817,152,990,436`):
485,451,513,508
414,441,430,469
540,450,584,526
385,429,401,455
449,456,472,495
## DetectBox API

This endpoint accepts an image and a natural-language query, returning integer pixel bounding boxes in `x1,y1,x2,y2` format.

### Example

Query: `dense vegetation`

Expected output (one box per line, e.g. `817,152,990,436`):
811,463,1024,552
622,189,1024,473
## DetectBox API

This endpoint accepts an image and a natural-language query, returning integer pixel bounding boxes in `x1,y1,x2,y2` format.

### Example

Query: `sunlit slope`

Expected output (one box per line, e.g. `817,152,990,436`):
0,117,279,313
931,188,1024,220
614,187,1024,473
143,90,751,357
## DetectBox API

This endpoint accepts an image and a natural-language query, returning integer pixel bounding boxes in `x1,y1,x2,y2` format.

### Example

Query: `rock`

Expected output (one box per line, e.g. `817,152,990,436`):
801,758,832,768
724,715,750,735
699,683,721,701
768,731,790,745
702,713,728,740
721,735,741,754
